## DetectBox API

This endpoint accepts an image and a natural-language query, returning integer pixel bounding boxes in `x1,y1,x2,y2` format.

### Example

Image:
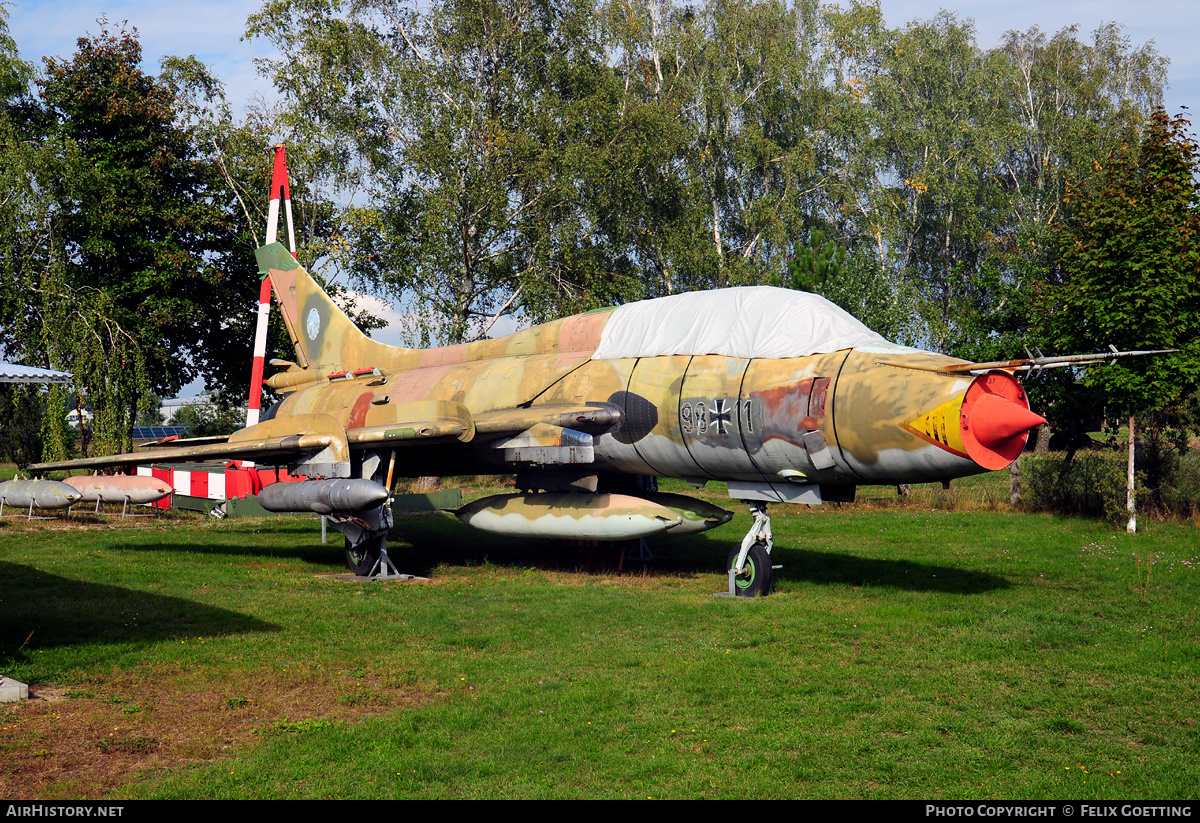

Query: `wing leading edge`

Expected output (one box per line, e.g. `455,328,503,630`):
29,401,622,477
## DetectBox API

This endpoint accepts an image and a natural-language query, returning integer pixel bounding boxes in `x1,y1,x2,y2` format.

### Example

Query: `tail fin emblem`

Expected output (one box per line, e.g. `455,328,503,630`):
306,308,321,340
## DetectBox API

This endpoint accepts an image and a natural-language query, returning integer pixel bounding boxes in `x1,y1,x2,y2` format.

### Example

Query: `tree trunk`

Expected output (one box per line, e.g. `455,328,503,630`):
1126,414,1137,534
1062,420,1079,467
1009,456,1021,506
75,390,89,458
1035,423,1051,453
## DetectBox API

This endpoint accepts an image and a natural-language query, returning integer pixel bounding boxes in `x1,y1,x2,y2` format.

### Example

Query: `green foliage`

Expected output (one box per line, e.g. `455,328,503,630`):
135,394,165,427
1022,451,1134,521
0,6,30,106
1048,110,1200,417
241,0,1169,362
245,0,900,340
38,384,70,464
37,27,260,401
167,398,245,438
1023,436,1200,522
0,24,270,455
248,0,644,343
869,12,1008,352
0,384,47,466
38,263,153,456
778,228,917,344
1160,449,1200,519
783,228,846,293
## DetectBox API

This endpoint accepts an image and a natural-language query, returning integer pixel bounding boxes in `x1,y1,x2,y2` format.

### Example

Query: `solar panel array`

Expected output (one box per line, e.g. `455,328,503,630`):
132,426,191,440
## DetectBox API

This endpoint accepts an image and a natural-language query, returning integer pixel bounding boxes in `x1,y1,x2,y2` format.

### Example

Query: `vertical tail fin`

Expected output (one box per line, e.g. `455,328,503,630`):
254,243,396,373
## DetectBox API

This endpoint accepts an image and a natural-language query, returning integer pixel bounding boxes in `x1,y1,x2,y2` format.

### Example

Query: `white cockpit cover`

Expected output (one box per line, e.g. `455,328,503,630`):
592,286,912,360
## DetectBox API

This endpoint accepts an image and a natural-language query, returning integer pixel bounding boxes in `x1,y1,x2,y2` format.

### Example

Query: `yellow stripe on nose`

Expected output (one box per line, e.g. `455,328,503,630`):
904,393,969,458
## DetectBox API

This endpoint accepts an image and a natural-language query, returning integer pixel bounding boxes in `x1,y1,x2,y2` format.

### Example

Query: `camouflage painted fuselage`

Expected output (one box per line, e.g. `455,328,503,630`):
27,244,1044,575
31,245,1033,502
259,244,1014,494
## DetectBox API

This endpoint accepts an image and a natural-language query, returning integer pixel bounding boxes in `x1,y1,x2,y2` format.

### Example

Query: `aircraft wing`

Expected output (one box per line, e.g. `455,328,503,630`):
135,434,232,449
29,402,621,476
342,401,619,445
31,413,356,476
33,437,317,472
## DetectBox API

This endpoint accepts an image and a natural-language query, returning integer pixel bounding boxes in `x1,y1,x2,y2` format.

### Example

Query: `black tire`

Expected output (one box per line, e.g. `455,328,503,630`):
345,533,384,577
727,543,773,597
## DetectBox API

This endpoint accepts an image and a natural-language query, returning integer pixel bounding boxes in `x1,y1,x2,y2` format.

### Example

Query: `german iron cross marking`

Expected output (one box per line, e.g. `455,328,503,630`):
711,398,732,434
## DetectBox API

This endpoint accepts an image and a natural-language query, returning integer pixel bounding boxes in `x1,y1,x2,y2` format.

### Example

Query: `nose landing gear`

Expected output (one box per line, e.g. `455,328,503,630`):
717,502,778,597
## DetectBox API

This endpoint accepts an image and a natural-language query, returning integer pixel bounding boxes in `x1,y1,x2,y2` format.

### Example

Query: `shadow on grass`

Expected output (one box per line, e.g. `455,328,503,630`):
387,511,1010,594
776,548,1010,594
96,521,340,568
48,511,1009,596
0,560,278,662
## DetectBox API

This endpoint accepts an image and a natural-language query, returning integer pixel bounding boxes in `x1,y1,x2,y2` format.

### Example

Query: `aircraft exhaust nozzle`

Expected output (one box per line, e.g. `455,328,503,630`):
257,478,390,515
959,372,1045,470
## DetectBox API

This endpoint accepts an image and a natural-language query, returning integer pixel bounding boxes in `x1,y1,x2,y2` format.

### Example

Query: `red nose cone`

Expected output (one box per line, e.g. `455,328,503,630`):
970,393,1048,448
959,371,1044,470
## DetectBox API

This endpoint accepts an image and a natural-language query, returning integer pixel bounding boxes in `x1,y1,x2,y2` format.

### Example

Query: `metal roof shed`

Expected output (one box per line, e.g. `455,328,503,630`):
0,362,73,384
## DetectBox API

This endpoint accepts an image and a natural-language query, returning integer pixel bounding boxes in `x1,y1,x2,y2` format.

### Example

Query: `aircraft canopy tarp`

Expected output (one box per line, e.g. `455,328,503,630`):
0,362,73,384
592,286,916,360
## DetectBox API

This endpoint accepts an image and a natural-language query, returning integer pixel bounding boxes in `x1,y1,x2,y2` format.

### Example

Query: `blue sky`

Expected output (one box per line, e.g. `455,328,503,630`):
6,0,272,105
6,0,1196,116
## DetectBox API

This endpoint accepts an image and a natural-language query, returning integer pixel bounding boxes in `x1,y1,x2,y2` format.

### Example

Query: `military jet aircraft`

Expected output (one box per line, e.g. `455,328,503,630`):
32,243,1154,595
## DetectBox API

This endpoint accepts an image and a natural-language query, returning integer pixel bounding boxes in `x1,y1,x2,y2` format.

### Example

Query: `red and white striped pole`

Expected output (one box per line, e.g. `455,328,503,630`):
245,145,297,440
264,144,297,252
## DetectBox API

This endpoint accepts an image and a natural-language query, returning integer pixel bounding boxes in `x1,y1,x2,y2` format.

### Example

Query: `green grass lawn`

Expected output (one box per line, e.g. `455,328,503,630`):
1,480,1197,799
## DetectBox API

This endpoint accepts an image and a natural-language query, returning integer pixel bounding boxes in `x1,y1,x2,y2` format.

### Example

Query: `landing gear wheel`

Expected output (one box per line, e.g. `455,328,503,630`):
345,533,384,577
727,543,773,597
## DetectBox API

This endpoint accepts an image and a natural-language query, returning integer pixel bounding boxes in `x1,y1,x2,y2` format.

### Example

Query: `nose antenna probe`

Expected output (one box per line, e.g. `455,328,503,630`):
938,348,1176,375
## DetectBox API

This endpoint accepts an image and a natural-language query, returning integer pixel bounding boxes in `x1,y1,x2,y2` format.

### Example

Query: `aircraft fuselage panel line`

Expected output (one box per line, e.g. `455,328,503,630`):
829,349,866,482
